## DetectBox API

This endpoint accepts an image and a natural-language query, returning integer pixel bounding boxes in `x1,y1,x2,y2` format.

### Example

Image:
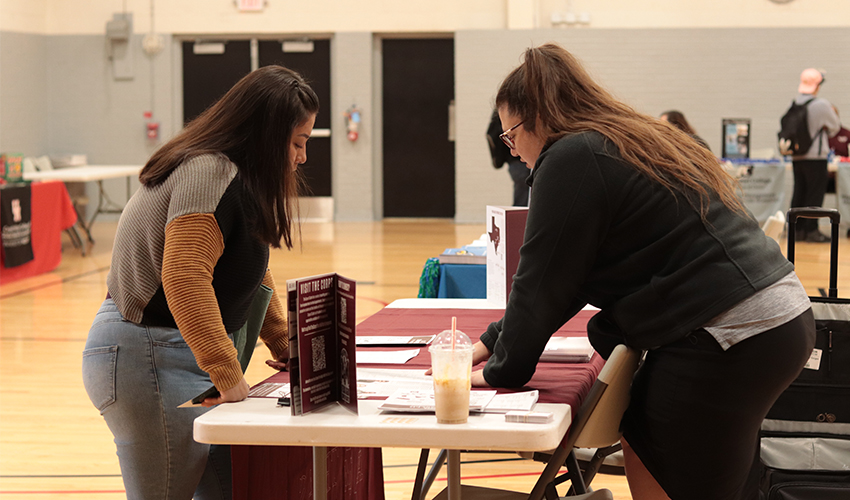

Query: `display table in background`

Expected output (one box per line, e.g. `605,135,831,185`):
23,165,142,248
196,300,603,500
0,181,76,285
437,263,486,298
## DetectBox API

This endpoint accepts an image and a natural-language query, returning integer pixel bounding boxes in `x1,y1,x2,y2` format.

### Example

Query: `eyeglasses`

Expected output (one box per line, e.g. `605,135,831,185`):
499,121,524,149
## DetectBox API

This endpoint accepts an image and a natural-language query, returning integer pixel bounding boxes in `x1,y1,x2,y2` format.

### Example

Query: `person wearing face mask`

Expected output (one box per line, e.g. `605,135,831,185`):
81,65,318,500
471,43,815,500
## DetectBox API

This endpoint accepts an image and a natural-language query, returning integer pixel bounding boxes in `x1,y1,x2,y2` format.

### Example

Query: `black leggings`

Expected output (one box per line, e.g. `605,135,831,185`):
621,308,815,500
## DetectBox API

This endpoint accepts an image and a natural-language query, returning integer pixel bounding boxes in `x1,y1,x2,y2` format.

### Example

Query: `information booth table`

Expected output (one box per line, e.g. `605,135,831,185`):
0,181,77,284
194,299,604,500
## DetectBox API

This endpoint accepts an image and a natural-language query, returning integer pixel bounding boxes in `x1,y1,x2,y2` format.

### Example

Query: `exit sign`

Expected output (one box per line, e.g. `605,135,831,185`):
238,0,264,12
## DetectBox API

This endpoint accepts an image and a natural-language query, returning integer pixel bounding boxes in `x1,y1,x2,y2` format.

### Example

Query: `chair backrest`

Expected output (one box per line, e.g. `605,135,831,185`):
22,157,37,174
573,344,642,449
528,344,641,500
32,155,54,171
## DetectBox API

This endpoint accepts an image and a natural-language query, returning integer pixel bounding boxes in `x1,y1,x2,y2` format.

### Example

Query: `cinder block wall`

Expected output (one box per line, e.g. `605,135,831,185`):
454,28,850,222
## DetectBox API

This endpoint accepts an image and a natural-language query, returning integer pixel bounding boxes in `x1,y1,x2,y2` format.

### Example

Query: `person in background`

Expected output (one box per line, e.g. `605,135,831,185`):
488,108,530,206
473,43,814,500
659,110,711,152
82,65,318,499
787,68,840,243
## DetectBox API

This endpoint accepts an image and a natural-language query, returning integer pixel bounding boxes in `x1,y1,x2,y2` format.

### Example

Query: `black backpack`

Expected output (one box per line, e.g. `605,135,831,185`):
778,98,815,156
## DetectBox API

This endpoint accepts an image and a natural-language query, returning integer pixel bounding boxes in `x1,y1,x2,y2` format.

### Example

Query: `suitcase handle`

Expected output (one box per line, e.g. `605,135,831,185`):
786,208,840,298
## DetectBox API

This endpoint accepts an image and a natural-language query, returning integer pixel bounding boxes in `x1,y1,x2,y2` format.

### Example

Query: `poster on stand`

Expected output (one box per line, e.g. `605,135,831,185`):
722,118,751,159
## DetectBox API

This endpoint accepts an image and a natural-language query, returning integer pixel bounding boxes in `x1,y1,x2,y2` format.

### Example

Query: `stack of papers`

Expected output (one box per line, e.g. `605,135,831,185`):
505,411,554,424
539,337,595,363
378,388,496,413
378,388,540,414
356,349,420,365
438,245,486,265
482,390,539,413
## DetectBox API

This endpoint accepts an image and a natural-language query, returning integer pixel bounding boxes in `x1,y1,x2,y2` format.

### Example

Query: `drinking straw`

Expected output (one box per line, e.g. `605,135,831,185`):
451,316,457,350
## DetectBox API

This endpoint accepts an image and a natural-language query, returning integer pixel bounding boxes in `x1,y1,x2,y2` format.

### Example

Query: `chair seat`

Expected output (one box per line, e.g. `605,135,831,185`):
431,485,613,499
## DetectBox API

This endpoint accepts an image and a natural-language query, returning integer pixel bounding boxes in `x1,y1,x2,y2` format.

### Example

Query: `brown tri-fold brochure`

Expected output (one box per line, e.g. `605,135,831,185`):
287,273,358,416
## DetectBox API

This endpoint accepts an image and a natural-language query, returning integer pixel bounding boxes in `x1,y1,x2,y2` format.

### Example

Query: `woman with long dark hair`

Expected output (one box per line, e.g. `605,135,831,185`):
82,65,319,499
659,109,711,151
472,44,815,500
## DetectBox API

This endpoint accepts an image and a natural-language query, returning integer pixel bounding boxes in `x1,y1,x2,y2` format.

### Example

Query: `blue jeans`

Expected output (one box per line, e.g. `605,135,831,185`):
82,299,232,500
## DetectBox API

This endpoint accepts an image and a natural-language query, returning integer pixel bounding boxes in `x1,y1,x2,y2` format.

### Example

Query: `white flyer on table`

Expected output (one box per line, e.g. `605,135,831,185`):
356,349,420,365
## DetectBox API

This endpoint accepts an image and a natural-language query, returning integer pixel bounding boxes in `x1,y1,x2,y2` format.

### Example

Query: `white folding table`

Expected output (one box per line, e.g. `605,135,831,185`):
23,165,142,252
194,398,571,500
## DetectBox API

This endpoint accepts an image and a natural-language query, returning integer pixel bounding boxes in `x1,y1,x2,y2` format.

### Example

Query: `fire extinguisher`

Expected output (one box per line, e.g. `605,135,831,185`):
343,105,361,142
146,121,160,140
144,111,160,141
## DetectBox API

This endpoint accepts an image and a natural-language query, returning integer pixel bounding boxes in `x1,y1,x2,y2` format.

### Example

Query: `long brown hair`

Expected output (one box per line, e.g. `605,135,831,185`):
496,43,745,218
140,65,319,249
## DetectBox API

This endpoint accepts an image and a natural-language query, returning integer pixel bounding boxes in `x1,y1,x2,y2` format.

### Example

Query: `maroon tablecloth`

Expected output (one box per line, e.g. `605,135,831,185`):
233,306,603,500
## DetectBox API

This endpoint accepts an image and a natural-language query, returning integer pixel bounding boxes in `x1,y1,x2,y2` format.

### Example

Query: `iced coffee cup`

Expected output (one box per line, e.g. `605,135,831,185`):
429,323,473,424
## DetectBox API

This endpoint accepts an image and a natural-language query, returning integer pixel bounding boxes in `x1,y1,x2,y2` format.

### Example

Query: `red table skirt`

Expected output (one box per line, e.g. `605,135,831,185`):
234,307,602,499
0,181,76,284
232,446,384,500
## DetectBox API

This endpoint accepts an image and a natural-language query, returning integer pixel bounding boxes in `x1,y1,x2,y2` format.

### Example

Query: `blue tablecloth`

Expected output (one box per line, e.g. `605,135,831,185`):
437,263,486,298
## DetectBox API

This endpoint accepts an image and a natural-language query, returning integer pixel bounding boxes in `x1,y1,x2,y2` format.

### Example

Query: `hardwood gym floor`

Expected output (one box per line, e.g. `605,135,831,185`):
2,218,845,499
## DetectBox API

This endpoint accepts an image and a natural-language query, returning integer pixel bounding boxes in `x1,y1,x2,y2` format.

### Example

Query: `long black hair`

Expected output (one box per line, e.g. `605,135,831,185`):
140,65,319,249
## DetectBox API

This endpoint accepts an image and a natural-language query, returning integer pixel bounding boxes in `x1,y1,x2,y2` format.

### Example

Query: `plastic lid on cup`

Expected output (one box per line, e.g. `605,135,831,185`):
430,329,473,351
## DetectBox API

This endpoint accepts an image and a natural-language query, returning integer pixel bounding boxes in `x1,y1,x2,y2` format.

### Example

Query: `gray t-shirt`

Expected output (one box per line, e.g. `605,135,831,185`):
704,271,810,349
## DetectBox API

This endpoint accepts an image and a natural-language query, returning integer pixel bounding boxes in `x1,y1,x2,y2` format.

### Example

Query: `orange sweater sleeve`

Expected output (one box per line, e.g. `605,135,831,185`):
260,269,289,361
162,213,242,392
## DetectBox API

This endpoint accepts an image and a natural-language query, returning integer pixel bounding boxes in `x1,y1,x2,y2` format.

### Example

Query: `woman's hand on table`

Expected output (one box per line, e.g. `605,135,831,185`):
265,355,289,371
424,340,492,376
471,370,491,388
201,377,250,407
472,341,491,366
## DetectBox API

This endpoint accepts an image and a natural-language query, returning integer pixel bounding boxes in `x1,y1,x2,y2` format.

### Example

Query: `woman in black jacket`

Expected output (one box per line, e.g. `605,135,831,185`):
473,43,815,500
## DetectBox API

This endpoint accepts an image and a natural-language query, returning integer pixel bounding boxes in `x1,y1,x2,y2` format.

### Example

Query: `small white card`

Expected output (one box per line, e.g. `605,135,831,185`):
505,411,553,424
804,348,822,371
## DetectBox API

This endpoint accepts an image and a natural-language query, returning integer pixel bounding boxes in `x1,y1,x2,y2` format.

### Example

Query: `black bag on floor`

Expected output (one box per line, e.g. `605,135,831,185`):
760,208,850,499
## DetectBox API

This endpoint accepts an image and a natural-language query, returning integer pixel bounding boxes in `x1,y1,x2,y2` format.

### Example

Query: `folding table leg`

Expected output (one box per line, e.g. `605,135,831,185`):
313,446,328,500
64,227,84,254
421,448,447,498
446,449,462,500
410,449,430,500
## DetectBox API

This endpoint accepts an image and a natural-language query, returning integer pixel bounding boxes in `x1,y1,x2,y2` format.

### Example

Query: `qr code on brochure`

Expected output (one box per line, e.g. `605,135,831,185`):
312,335,326,372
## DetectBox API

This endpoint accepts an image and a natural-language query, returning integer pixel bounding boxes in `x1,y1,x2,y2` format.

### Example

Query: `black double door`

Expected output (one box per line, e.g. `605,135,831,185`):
181,37,457,214
182,40,332,196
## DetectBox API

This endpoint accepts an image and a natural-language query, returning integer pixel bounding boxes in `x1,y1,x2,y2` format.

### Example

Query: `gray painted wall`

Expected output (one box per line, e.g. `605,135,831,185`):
0,31,49,157
331,32,377,221
455,27,850,222
3,27,849,224
0,31,173,218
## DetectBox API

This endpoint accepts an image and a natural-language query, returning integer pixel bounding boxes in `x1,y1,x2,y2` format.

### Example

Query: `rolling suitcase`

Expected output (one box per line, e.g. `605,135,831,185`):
759,208,850,499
